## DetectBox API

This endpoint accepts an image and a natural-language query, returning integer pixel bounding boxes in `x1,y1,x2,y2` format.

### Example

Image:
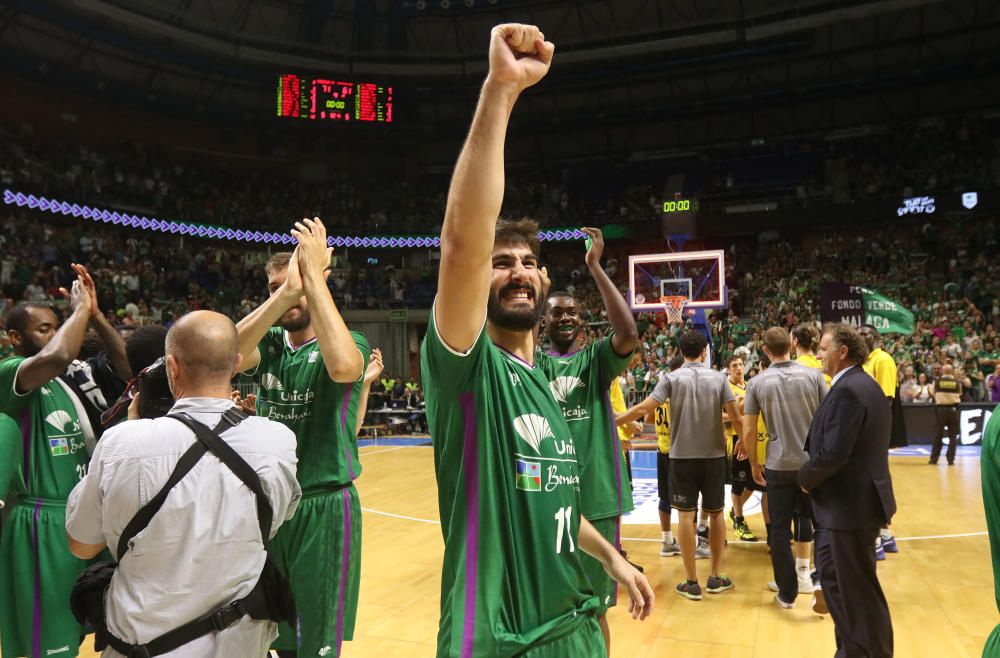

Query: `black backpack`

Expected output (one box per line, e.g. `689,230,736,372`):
70,409,296,657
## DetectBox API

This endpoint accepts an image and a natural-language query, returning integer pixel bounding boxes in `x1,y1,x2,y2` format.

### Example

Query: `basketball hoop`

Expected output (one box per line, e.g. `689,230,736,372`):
661,295,687,325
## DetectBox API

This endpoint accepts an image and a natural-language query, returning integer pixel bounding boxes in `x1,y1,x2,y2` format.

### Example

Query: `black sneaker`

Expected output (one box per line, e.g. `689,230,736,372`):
676,580,702,600
697,525,709,541
706,574,734,593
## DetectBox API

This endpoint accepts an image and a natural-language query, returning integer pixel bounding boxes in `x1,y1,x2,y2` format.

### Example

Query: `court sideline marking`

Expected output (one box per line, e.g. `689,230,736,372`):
359,507,987,542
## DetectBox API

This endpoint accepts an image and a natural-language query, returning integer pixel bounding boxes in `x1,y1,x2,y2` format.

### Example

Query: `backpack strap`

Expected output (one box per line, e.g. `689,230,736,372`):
115,410,247,561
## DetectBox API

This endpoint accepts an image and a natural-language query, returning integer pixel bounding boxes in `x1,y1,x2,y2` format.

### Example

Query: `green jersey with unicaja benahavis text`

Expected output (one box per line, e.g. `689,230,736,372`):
0,357,92,501
536,336,634,521
254,327,370,491
421,309,601,658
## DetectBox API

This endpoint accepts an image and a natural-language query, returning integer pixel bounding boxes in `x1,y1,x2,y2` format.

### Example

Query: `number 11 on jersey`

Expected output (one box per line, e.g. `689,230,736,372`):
554,506,575,554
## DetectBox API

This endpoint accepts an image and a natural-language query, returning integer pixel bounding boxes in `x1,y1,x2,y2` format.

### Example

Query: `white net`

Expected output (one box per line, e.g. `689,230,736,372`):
661,295,687,324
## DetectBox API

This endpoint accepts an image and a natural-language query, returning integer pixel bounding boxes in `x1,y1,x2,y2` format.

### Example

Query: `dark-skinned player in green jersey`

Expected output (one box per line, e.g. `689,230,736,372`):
0,264,129,658
536,225,639,656
236,218,369,658
420,23,654,658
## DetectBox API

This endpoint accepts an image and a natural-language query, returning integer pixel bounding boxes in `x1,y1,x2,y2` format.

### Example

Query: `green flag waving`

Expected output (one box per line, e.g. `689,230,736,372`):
820,284,915,335
857,287,915,335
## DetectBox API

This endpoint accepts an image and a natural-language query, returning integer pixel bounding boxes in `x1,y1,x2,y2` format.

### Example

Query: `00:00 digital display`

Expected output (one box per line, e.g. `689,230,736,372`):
662,199,693,213
277,74,393,123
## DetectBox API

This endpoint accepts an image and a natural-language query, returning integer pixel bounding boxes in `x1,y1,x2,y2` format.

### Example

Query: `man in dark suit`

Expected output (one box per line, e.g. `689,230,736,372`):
799,323,896,658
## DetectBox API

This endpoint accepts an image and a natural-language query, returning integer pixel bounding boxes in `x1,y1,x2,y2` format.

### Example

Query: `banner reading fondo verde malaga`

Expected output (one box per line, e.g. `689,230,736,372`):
820,284,916,334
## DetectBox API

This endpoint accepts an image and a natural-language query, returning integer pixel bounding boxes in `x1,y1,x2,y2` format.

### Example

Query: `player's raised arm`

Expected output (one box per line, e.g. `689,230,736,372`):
292,217,365,383
582,227,638,357
235,247,304,372
436,24,554,352
13,276,91,393
74,263,131,380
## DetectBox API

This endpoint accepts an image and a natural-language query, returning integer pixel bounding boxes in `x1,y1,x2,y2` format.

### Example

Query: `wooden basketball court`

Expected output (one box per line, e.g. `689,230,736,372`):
75,446,993,657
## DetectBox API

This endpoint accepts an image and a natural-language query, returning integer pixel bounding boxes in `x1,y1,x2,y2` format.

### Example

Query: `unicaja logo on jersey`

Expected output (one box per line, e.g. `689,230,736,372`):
548,376,584,403
261,373,285,392
44,410,74,433
513,414,555,454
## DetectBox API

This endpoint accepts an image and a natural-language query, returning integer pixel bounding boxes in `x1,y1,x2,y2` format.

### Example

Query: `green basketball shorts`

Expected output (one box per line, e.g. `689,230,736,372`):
270,484,362,657
580,515,620,615
0,499,90,658
517,614,605,658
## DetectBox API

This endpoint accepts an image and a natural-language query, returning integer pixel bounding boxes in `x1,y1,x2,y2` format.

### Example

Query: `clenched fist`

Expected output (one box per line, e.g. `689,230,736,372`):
487,24,555,93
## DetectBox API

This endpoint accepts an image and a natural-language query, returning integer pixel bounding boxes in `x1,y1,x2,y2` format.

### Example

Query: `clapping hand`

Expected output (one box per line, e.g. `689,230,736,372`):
364,348,385,387
70,263,100,317
291,217,334,280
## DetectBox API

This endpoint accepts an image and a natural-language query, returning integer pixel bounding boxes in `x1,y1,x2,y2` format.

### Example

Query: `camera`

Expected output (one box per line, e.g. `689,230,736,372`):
136,358,174,419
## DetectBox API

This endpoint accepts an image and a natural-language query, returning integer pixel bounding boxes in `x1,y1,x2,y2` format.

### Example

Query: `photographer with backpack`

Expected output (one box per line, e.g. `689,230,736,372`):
66,310,301,657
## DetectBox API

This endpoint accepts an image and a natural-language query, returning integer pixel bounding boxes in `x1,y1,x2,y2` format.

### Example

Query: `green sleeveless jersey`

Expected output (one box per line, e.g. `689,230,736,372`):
0,358,91,501
255,327,370,491
536,338,634,521
980,405,1000,657
421,312,599,658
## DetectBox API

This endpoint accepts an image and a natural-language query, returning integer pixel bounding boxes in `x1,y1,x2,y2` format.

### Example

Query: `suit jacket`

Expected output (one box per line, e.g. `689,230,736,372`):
799,366,897,530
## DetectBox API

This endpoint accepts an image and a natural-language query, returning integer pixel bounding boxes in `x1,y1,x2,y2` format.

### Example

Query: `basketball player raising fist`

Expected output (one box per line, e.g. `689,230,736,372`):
422,24,652,658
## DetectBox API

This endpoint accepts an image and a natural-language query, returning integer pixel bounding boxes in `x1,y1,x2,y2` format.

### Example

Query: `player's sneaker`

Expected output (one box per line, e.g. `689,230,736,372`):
881,535,898,553
676,580,702,601
875,537,886,561
766,580,779,592
695,537,711,560
697,524,709,541
706,574,734,594
797,568,816,594
774,594,795,609
734,519,758,542
660,539,681,557
812,585,828,615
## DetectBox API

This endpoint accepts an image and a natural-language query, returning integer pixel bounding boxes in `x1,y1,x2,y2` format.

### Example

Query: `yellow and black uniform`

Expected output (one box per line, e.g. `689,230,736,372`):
931,375,963,465
609,378,633,482
796,353,832,386
654,399,671,513
864,348,898,399
864,346,907,448
727,379,763,494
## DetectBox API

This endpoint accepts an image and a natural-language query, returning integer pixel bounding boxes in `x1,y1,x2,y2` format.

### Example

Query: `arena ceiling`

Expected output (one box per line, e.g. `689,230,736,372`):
3,0,1000,161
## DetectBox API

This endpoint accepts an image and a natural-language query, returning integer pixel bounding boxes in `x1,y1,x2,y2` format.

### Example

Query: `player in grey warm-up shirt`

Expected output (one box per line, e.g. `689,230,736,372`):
743,327,827,607
617,331,741,601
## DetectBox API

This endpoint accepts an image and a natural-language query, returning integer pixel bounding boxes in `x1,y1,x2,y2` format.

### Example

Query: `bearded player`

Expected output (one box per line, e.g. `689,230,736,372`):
537,226,639,655
236,219,369,658
420,24,653,657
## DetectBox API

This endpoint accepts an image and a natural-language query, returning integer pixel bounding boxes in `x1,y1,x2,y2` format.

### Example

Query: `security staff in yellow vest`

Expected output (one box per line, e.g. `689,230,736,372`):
931,363,963,465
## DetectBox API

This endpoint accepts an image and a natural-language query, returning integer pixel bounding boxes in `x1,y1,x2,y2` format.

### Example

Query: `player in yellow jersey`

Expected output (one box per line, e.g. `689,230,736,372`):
724,356,763,541
792,324,832,386
859,324,900,559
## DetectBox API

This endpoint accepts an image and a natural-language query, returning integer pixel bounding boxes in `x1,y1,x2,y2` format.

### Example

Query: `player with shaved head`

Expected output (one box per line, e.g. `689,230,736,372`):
66,310,301,656
421,23,652,657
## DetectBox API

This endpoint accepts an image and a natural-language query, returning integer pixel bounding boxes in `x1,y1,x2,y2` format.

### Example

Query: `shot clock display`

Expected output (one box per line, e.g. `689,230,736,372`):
661,197,698,237
277,74,393,123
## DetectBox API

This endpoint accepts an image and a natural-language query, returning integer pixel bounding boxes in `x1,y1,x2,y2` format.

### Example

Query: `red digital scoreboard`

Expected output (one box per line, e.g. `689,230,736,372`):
276,74,392,123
